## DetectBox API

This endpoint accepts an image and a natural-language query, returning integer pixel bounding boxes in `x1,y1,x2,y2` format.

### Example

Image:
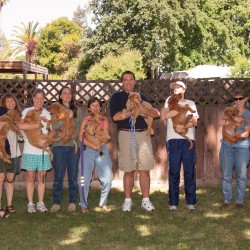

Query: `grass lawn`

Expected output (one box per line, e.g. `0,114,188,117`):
0,186,249,250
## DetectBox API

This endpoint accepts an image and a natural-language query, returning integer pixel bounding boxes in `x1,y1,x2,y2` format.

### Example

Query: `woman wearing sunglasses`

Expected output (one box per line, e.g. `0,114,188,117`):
219,89,250,208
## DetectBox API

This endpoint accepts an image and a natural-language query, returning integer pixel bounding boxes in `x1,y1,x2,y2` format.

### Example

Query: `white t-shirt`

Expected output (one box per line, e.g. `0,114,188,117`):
164,98,199,141
21,107,51,155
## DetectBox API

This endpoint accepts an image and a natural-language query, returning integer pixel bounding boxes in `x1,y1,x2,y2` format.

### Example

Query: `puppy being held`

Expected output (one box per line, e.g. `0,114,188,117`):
0,109,23,163
22,108,60,161
167,93,195,150
46,102,78,154
84,112,110,150
222,107,249,144
123,92,154,137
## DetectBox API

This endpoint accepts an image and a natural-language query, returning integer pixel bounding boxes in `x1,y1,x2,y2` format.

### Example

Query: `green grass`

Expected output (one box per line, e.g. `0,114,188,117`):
0,186,249,250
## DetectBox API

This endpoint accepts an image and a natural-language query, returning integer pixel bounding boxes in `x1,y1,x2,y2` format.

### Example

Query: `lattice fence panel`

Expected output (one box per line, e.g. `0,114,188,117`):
0,78,249,109
136,80,171,107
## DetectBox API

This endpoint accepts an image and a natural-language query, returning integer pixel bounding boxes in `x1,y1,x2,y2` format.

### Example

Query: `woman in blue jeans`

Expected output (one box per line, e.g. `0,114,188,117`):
219,89,250,208
50,87,83,212
78,97,113,213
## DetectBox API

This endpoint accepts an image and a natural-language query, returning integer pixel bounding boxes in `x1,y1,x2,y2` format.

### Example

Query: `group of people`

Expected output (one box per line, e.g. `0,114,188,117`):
0,70,249,218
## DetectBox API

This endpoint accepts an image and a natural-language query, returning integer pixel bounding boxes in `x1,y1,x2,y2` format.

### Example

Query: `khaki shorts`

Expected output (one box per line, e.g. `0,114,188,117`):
118,130,154,172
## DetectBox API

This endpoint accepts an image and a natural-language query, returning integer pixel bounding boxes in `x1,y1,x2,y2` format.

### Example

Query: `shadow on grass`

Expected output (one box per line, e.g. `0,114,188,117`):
0,187,249,249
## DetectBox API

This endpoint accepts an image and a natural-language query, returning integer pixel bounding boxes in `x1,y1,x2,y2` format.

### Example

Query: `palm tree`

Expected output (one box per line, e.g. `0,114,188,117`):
11,21,39,63
0,0,9,47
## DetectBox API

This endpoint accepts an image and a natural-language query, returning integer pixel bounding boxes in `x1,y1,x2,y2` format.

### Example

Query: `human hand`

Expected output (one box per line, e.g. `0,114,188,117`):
93,145,102,151
41,116,48,123
37,139,47,147
174,124,185,133
140,106,148,116
234,117,244,123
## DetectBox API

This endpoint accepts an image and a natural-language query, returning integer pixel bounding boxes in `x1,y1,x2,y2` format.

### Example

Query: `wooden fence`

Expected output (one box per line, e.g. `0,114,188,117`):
0,78,249,185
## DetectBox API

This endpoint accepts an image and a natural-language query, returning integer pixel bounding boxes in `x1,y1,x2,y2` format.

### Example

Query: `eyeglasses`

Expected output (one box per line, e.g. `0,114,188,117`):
234,97,244,101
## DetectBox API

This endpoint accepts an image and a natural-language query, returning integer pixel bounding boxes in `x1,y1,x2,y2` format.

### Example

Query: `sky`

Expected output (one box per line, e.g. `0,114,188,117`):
1,0,89,39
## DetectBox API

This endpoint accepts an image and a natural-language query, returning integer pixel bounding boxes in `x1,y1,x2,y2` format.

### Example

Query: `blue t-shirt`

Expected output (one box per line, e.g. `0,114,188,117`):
0,106,11,155
222,108,250,148
109,91,149,130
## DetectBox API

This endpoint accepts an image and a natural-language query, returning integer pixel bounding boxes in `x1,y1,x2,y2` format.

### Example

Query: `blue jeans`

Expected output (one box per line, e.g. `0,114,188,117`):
52,146,80,205
78,145,112,208
167,139,196,206
219,141,249,203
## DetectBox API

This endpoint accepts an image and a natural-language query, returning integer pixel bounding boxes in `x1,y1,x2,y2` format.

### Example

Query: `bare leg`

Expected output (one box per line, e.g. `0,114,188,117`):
26,171,36,203
0,173,5,208
139,170,150,198
6,173,15,206
123,171,135,198
37,171,46,203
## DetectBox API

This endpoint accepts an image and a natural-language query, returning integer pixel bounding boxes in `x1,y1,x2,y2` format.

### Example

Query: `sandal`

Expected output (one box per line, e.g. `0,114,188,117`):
81,207,89,214
0,208,9,218
6,205,16,213
101,205,112,213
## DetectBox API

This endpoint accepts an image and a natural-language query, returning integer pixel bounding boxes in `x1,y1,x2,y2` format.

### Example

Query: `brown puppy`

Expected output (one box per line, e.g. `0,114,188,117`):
46,102,78,154
0,109,23,163
123,92,154,137
22,109,60,161
84,113,110,149
222,107,249,144
168,93,195,150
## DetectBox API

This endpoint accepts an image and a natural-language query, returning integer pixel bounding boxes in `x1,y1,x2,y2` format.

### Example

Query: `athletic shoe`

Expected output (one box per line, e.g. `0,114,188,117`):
187,204,195,210
27,203,36,213
121,201,132,212
169,205,177,211
141,200,155,211
36,202,48,212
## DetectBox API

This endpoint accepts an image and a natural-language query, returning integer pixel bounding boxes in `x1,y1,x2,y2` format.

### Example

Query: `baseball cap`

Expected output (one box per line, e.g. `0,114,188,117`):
170,81,186,89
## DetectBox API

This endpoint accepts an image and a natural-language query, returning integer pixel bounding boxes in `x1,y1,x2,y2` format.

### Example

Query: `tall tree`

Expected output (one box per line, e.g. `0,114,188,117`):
87,0,183,78
86,0,250,78
86,50,146,80
11,21,39,63
36,17,82,76
0,0,9,48
0,35,14,59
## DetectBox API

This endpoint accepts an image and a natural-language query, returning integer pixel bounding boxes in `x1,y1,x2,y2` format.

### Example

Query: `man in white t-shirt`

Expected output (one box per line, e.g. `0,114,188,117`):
164,81,199,211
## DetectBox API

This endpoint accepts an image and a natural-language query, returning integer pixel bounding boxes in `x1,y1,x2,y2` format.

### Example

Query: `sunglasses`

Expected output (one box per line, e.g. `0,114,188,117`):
234,97,244,101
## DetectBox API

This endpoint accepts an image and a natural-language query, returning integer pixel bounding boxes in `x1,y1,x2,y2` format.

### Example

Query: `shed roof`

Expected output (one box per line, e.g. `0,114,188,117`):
0,60,48,80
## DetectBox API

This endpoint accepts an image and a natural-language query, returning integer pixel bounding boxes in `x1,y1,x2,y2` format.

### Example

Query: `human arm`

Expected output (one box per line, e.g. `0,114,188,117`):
0,121,6,130
113,109,132,121
174,116,198,133
140,105,160,118
18,119,41,130
240,126,250,138
164,107,179,119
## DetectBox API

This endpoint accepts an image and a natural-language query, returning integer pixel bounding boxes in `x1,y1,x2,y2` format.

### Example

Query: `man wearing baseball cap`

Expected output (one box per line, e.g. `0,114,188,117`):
164,81,199,211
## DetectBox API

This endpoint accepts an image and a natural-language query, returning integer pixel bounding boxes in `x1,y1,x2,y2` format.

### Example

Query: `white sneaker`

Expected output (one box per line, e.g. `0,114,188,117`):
121,201,132,212
169,205,177,211
27,203,36,213
187,204,195,210
36,202,48,212
141,200,155,211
